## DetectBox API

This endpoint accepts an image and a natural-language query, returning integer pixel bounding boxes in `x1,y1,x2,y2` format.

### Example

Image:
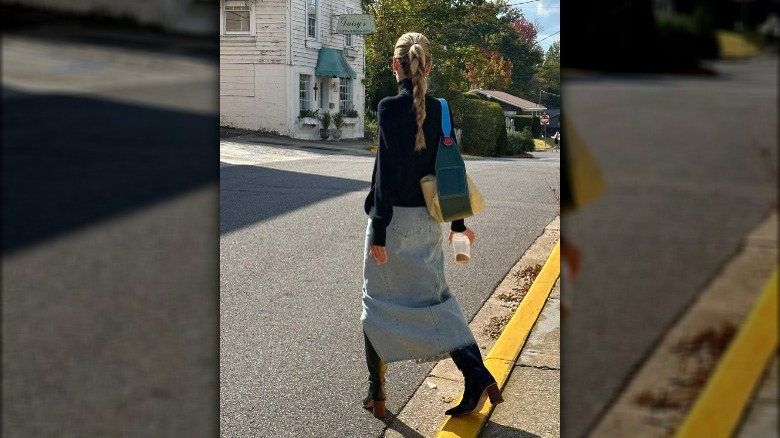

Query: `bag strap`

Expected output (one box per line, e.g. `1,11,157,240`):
438,98,454,147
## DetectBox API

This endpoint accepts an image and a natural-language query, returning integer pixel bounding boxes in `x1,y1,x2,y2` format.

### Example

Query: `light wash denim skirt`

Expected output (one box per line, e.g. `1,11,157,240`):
361,207,476,364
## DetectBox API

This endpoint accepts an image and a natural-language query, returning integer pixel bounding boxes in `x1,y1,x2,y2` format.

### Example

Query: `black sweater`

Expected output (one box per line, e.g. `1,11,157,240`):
364,79,466,246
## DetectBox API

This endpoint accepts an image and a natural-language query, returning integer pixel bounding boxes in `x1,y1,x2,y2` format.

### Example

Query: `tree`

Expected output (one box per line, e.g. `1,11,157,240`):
501,13,544,98
537,41,560,107
461,47,513,90
363,0,527,108
511,17,539,44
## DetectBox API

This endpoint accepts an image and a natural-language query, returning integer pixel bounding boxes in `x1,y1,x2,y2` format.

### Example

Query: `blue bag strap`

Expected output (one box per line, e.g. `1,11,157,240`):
438,98,453,146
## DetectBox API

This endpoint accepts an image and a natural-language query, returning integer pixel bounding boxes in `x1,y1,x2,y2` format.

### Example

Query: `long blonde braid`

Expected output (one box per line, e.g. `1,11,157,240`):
394,33,432,152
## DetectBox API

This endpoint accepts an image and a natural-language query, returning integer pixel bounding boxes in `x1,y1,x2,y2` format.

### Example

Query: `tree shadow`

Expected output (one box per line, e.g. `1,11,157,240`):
2,87,217,255
478,422,544,438
219,164,370,235
381,409,426,438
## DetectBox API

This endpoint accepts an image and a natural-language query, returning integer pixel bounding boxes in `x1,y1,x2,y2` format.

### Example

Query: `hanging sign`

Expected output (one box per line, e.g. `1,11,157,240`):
335,14,376,34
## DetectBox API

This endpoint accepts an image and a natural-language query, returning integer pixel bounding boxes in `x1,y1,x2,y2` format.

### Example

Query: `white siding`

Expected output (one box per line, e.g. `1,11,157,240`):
254,64,288,133
219,0,287,65
220,96,257,129
220,0,366,139
254,0,288,64
219,64,288,132
290,0,320,68
290,0,365,72
220,63,255,96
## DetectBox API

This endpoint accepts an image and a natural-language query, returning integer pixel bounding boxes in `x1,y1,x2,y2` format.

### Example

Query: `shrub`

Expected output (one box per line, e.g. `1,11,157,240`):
510,115,542,138
364,119,378,142
332,112,345,129
451,98,506,156
462,91,481,100
511,115,533,132
320,111,331,129
299,109,317,118
507,127,535,154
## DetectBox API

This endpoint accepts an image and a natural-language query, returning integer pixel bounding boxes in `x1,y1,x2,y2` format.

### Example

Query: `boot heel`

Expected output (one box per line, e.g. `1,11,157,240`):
372,400,386,419
486,383,504,405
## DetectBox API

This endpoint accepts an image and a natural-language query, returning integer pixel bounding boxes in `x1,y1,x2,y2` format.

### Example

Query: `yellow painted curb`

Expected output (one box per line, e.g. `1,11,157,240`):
674,266,779,438
436,240,560,438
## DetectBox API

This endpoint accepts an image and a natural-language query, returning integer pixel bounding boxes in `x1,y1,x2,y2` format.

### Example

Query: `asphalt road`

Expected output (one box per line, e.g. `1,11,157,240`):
561,55,778,437
3,27,219,437
219,144,559,437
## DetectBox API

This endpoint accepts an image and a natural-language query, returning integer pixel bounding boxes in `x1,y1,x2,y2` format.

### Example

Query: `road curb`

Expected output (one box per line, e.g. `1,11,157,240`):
673,267,779,438
435,240,561,438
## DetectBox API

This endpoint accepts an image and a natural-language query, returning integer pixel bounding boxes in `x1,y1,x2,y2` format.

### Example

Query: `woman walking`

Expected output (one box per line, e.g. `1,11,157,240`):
361,32,503,420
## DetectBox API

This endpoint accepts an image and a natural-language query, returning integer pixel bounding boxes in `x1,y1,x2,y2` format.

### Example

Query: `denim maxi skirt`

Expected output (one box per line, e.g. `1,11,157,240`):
361,207,476,364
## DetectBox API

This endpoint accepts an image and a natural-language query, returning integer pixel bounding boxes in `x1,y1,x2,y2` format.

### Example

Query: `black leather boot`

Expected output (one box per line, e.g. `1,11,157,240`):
362,332,387,419
445,344,504,417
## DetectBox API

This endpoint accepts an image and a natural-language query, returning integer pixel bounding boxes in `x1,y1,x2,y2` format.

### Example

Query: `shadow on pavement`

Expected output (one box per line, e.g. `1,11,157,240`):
382,409,426,438
219,164,370,235
2,87,218,254
480,423,543,438
224,135,376,158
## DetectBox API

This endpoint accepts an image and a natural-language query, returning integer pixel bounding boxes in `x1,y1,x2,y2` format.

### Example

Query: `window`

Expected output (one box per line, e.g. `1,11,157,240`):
299,75,311,112
339,78,353,114
307,0,317,39
344,7,353,47
224,1,252,35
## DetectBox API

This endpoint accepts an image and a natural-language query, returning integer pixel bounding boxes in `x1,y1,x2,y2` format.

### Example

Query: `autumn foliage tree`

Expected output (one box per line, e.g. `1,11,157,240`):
502,15,544,98
461,47,513,91
363,0,545,108
511,17,538,44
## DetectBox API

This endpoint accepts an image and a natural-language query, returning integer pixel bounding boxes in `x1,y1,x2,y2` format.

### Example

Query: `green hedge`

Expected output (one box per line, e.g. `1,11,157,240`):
451,98,506,156
462,91,481,100
507,127,535,154
510,115,542,138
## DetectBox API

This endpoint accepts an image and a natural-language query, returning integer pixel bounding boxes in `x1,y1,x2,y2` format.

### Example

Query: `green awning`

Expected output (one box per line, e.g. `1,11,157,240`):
315,48,357,79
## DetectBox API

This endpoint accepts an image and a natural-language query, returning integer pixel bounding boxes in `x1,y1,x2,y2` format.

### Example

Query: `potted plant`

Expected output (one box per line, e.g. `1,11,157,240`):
299,109,318,126
331,112,344,141
319,111,331,140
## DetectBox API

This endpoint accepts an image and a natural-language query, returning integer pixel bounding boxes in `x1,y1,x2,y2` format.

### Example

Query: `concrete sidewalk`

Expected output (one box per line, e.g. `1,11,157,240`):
590,211,777,438
479,279,560,438
220,127,376,156
736,354,779,438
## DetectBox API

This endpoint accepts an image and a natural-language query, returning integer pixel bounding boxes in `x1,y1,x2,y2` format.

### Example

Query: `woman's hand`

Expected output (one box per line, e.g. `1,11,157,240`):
449,228,475,245
369,245,388,265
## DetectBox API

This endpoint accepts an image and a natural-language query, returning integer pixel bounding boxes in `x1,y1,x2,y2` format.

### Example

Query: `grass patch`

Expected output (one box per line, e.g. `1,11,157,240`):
534,138,553,151
717,30,761,59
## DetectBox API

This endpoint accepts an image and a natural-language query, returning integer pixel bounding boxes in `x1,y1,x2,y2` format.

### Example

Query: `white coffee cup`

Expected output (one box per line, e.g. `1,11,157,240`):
452,233,471,264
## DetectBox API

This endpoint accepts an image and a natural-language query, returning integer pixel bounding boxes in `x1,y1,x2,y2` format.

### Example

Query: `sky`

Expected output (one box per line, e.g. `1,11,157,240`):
508,0,560,52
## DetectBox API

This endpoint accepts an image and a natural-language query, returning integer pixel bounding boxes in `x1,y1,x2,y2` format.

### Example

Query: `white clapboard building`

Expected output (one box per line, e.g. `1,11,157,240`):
220,0,365,139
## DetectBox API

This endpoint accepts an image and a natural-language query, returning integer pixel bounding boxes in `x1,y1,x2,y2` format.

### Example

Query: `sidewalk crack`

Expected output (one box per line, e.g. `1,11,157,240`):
518,364,560,371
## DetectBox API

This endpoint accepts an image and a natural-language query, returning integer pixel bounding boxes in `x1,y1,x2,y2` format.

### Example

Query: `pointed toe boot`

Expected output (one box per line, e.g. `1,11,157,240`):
445,344,504,417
